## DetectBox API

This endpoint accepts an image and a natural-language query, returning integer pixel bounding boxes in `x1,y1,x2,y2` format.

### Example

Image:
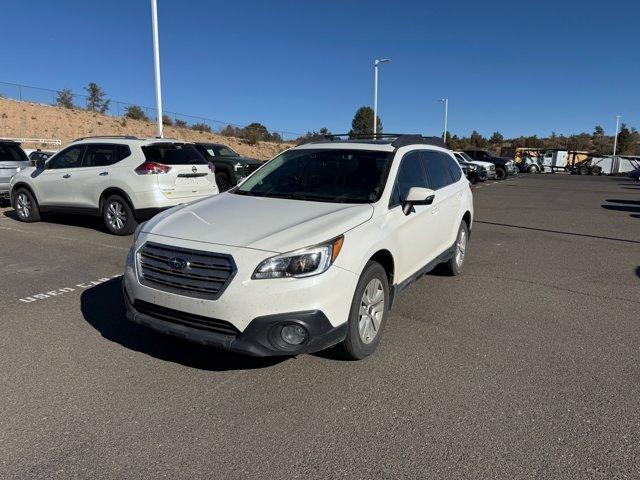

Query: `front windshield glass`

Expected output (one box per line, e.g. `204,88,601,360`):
235,148,393,204
458,152,475,162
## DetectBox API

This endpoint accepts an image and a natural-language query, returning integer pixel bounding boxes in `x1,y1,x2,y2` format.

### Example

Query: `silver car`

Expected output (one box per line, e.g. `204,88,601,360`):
0,141,30,200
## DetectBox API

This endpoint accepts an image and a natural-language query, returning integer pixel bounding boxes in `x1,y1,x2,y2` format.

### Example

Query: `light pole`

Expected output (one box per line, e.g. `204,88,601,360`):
151,0,164,138
611,115,622,173
373,58,390,136
439,98,449,143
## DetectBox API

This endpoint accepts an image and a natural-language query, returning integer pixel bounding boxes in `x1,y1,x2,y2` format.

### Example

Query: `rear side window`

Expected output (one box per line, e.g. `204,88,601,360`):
0,144,28,162
442,153,463,182
421,151,452,190
142,144,208,165
117,145,131,161
47,145,84,169
82,144,116,167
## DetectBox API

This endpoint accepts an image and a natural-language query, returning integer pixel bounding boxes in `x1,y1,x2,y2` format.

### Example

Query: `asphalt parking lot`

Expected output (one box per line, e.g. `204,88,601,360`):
1,174,639,479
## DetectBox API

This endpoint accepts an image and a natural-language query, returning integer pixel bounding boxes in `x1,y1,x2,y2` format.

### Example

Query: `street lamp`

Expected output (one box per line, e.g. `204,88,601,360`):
611,115,622,173
150,0,164,138
439,98,449,143
373,58,391,136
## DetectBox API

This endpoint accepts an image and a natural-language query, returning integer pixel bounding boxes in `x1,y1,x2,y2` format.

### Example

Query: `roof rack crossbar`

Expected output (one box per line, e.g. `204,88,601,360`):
297,133,446,149
73,135,143,142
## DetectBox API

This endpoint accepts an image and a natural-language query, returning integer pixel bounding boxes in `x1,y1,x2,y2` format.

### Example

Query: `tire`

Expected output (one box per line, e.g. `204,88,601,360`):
579,166,588,175
443,221,469,276
591,167,602,176
495,167,506,180
102,194,137,235
528,164,539,174
215,172,231,191
13,188,41,223
340,261,389,360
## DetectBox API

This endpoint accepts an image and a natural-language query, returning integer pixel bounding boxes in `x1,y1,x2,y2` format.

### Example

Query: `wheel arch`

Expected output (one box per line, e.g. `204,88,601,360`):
368,249,395,288
99,187,135,212
11,182,39,206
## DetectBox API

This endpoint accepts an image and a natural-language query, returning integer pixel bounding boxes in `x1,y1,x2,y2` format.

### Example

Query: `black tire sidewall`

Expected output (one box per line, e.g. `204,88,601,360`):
496,167,506,180
216,173,231,191
342,262,389,360
102,195,137,235
446,221,469,276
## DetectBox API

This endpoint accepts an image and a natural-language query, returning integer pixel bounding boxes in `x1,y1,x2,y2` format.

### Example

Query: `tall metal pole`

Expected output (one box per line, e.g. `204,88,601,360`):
441,98,449,143
373,61,379,136
151,0,163,138
372,59,390,136
612,115,621,174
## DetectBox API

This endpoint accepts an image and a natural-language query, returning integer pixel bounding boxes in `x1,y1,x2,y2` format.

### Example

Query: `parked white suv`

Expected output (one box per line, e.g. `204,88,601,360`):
123,134,473,359
10,136,218,234
454,151,497,180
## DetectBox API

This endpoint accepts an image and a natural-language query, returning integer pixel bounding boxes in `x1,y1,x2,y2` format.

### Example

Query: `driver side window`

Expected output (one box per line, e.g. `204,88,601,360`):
47,145,84,169
389,151,427,208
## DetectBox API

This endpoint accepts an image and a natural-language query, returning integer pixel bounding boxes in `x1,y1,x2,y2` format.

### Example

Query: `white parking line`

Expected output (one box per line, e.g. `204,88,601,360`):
0,225,129,251
18,274,122,304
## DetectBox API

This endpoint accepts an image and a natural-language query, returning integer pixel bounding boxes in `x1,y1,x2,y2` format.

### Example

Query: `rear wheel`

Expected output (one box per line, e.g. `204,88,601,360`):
340,262,389,360
13,188,41,222
495,167,506,180
102,194,137,235
528,164,539,174
215,172,231,191
579,166,588,175
444,222,469,276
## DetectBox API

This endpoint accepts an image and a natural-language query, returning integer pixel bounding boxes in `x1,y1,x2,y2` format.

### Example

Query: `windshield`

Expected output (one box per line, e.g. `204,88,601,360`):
234,148,393,204
206,145,239,157
0,144,29,163
457,152,475,162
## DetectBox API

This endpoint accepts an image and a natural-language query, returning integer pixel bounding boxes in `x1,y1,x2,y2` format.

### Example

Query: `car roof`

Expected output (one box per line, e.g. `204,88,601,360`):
71,136,192,146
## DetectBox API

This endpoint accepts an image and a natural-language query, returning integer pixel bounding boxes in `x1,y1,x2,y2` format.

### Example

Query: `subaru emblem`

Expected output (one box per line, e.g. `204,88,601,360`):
167,257,188,270
192,166,197,173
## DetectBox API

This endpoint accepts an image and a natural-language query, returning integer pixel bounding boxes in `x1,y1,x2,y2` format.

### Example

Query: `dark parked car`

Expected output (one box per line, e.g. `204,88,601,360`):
629,168,640,181
194,143,262,191
463,149,518,180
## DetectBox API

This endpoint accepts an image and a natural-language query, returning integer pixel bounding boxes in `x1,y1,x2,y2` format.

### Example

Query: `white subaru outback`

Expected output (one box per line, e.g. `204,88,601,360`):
10,136,218,235
123,134,473,359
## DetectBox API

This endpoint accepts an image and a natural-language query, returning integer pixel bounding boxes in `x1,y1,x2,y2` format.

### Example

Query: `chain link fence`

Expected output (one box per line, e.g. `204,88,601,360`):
0,81,304,142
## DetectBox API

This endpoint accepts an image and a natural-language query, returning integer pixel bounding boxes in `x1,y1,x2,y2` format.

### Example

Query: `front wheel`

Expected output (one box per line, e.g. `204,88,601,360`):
528,164,539,174
340,262,389,360
215,172,231,191
13,188,41,223
444,222,469,276
495,167,506,180
102,194,137,235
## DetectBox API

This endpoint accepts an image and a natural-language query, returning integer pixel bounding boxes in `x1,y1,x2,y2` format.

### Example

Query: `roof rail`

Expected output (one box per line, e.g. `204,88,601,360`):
73,135,143,142
298,133,447,149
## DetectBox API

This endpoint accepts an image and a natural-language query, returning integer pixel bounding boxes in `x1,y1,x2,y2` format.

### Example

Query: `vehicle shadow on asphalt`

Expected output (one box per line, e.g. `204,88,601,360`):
2,209,111,233
605,199,640,206
601,204,640,214
636,267,640,279
80,278,286,371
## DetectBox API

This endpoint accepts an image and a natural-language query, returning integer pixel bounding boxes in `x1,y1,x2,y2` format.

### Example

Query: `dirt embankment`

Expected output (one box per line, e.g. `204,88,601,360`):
0,98,291,160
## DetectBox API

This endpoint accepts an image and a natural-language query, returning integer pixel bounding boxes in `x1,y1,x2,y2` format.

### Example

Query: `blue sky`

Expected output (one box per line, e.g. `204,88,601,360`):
1,0,638,138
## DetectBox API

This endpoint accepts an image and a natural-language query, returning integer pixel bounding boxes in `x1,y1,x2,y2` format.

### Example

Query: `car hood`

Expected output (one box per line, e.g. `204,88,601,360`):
144,193,374,253
223,156,262,165
470,160,494,168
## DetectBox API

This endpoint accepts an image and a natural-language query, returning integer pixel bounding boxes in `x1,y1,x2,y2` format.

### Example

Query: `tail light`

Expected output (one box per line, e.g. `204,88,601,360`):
134,161,171,175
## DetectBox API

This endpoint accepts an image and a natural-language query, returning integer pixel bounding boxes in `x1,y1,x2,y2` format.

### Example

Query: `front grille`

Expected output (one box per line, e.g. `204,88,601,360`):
137,242,236,300
133,299,239,336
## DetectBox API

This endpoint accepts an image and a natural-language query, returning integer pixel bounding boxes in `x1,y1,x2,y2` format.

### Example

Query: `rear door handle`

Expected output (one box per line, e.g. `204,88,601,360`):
62,174,71,179
99,171,109,176
456,192,463,199
431,206,440,215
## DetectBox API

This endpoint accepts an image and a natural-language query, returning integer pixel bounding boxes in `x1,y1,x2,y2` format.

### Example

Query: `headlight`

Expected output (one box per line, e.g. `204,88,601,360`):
133,221,147,244
469,165,477,171
253,236,344,279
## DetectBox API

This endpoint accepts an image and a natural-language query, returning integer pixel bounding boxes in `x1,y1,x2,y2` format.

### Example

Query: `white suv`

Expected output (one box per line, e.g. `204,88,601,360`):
10,136,218,234
123,134,473,359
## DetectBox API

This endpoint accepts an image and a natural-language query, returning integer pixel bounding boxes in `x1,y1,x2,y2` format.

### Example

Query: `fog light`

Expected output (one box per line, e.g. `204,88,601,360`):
281,324,308,345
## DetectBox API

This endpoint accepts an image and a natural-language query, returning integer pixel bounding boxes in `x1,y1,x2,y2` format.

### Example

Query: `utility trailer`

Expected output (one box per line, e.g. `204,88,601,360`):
571,155,640,175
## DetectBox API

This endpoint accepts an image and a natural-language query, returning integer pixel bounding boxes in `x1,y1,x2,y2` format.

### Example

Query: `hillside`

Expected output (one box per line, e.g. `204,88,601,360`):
0,98,291,160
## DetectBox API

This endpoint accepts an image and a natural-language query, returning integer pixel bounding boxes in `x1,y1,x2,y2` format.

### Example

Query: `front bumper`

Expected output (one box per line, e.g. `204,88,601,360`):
123,239,357,356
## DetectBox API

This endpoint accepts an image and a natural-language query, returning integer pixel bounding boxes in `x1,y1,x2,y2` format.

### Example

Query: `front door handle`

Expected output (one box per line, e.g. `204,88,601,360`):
99,171,109,176
456,192,463,199
62,174,71,179
431,206,440,215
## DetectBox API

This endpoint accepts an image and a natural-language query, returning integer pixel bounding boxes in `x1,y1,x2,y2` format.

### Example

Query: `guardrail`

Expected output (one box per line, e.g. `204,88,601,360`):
1,137,62,146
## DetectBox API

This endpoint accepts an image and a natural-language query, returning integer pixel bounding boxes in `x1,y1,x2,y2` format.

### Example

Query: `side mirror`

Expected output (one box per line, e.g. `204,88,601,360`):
402,187,435,215
35,158,46,170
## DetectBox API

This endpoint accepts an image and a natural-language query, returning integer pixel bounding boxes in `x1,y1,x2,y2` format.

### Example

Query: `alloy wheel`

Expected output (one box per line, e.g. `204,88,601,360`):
455,228,467,267
358,278,384,344
16,193,31,219
106,201,127,231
